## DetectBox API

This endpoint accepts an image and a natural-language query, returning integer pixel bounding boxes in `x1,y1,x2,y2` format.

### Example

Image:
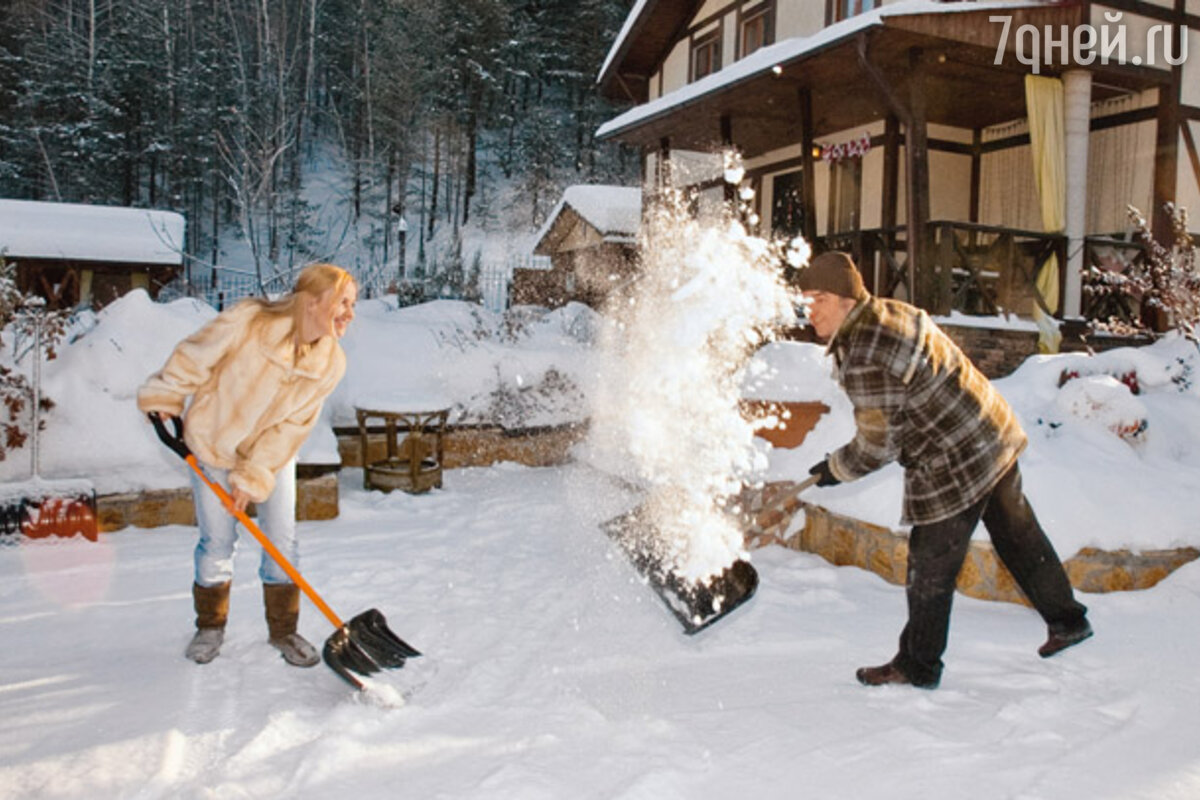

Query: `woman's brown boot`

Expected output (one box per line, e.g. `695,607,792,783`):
186,581,231,664
263,583,320,667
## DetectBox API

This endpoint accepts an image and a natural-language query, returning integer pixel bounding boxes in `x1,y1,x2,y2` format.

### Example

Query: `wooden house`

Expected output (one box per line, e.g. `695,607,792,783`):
595,0,1200,338
0,199,185,309
516,185,642,309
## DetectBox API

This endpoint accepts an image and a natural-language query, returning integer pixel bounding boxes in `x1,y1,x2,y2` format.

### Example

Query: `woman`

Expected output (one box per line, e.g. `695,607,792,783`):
138,263,357,667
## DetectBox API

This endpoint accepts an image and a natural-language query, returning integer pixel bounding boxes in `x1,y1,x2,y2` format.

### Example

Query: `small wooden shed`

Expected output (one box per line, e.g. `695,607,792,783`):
516,185,641,309
0,199,185,309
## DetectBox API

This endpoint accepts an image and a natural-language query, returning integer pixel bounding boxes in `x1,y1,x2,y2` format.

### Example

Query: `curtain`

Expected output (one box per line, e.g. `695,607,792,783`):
1025,74,1065,353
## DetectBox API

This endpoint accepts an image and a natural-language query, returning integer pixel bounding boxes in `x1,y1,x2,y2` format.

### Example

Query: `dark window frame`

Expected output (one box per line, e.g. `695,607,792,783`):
827,157,863,235
690,26,723,82
827,0,879,25
771,169,806,240
737,1,775,60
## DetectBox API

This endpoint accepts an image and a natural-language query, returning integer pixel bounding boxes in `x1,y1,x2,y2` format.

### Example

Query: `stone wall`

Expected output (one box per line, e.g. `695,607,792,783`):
97,424,584,533
97,472,339,532
336,422,587,469
941,322,1154,379
740,479,1199,602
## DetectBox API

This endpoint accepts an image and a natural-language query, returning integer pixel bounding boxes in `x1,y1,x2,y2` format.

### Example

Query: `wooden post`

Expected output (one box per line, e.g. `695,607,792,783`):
856,34,928,307
935,223,954,315
907,48,932,309
721,114,736,207
658,136,672,193
799,87,818,244
1152,32,1182,245
969,128,982,224
882,115,899,232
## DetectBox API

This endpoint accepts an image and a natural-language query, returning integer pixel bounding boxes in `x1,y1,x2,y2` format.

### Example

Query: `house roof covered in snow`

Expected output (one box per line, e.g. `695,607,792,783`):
596,1,1088,146
599,1,1057,97
0,199,185,266
532,186,642,256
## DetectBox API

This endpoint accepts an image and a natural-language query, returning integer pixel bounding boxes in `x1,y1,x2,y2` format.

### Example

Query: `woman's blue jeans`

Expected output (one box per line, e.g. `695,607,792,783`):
190,460,297,587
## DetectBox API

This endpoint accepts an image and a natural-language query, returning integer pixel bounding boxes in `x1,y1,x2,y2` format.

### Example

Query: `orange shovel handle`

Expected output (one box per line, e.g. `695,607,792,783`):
183,453,345,630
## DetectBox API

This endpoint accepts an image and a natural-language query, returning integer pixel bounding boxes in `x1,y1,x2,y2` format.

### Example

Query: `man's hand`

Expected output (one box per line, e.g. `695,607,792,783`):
808,459,840,487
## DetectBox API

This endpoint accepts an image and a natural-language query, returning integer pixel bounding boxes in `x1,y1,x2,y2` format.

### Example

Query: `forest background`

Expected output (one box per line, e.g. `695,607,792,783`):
0,0,639,302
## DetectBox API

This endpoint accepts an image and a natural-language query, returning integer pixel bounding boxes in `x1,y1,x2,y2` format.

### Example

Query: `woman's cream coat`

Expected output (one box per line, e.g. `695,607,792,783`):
138,301,346,503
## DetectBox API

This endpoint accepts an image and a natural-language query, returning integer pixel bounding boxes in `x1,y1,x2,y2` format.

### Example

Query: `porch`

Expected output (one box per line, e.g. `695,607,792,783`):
817,220,1152,329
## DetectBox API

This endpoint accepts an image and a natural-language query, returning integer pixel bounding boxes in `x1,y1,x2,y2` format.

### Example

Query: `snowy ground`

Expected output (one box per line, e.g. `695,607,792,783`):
4,464,1200,800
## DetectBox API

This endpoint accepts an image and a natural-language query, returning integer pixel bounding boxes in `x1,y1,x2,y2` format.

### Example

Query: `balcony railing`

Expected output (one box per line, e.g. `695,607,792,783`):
817,222,1068,318
1080,235,1148,329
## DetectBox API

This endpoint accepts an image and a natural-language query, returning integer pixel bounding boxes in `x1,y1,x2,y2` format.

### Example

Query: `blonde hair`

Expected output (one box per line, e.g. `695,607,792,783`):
240,263,357,343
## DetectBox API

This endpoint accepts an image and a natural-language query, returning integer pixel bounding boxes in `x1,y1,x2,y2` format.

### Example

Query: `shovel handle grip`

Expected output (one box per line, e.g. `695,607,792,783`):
149,413,346,630
149,413,190,459
795,473,821,494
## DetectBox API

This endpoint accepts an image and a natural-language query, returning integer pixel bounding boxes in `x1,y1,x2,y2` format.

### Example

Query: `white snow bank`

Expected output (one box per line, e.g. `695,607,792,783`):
762,335,1200,555
0,292,598,494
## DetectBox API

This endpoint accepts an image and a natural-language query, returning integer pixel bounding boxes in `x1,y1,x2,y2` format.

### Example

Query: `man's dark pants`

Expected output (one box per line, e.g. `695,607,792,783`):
893,461,1088,685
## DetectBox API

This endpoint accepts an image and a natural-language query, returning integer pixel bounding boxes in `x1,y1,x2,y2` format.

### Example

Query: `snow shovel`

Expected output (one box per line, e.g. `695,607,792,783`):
601,506,759,635
150,414,420,690
600,474,821,634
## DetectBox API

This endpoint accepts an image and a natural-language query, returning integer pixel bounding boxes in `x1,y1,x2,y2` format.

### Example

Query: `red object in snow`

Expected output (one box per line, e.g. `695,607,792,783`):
18,494,98,542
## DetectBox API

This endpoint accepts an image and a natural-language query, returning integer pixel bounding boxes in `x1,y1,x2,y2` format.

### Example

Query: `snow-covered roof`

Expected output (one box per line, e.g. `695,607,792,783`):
596,0,650,87
0,199,185,266
597,0,1051,140
532,185,642,254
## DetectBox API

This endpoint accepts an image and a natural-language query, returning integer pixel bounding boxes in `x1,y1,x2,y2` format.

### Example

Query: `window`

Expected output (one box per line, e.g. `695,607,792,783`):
740,5,773,59
828,158,862,234
830,0,879,24
691,29,721,81
771,170,806,239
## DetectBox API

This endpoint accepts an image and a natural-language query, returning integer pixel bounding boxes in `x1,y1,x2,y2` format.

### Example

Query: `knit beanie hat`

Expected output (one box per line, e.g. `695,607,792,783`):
796,251,869,301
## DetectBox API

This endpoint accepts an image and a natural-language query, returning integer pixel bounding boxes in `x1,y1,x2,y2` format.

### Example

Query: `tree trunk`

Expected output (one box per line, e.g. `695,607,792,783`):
464,107,476,225
429,125,440,239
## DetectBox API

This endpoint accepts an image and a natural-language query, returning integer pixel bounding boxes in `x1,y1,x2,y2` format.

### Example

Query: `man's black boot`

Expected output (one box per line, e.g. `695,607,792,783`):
856,660,939,689
1038,619,1093,658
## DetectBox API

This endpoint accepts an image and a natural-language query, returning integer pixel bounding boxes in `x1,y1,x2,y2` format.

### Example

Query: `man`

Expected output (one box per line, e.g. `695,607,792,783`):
798,251,1092,689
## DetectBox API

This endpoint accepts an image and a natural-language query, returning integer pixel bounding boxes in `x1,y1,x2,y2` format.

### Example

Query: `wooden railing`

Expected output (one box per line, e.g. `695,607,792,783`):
817,222,1067,317
1080,235,1148,328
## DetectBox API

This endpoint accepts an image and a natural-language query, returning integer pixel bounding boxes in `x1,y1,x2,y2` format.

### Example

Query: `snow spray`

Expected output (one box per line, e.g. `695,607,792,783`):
589,155,807,585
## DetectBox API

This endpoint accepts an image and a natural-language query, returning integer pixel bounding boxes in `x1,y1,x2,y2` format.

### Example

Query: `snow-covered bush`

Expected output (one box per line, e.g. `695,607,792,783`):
0,260,69,462
1084,203,1200,339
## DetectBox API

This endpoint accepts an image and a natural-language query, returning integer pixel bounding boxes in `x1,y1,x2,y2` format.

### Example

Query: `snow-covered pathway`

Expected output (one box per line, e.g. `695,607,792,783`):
2,464,1199,799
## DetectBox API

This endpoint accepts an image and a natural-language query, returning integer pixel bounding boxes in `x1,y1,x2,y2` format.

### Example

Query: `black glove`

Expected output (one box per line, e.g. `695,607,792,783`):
808,459,840,487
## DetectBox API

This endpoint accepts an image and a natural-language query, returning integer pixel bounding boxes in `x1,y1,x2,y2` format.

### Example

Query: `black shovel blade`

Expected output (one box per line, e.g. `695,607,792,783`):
602,510,759,635
322,609,421,690
647,556,759,635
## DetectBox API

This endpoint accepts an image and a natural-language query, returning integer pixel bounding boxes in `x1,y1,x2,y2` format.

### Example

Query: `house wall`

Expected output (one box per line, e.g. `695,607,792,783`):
775,1,825,41
653,0,828,98
1181,118,1200,220
1180,25,1200,217
1184,27,1200,106
511,267,568,307
513,243,636,311
657,44,688,100
558,217,605,252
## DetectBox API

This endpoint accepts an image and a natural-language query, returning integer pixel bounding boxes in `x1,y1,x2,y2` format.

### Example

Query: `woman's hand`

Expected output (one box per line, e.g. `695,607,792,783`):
230,487,252,515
